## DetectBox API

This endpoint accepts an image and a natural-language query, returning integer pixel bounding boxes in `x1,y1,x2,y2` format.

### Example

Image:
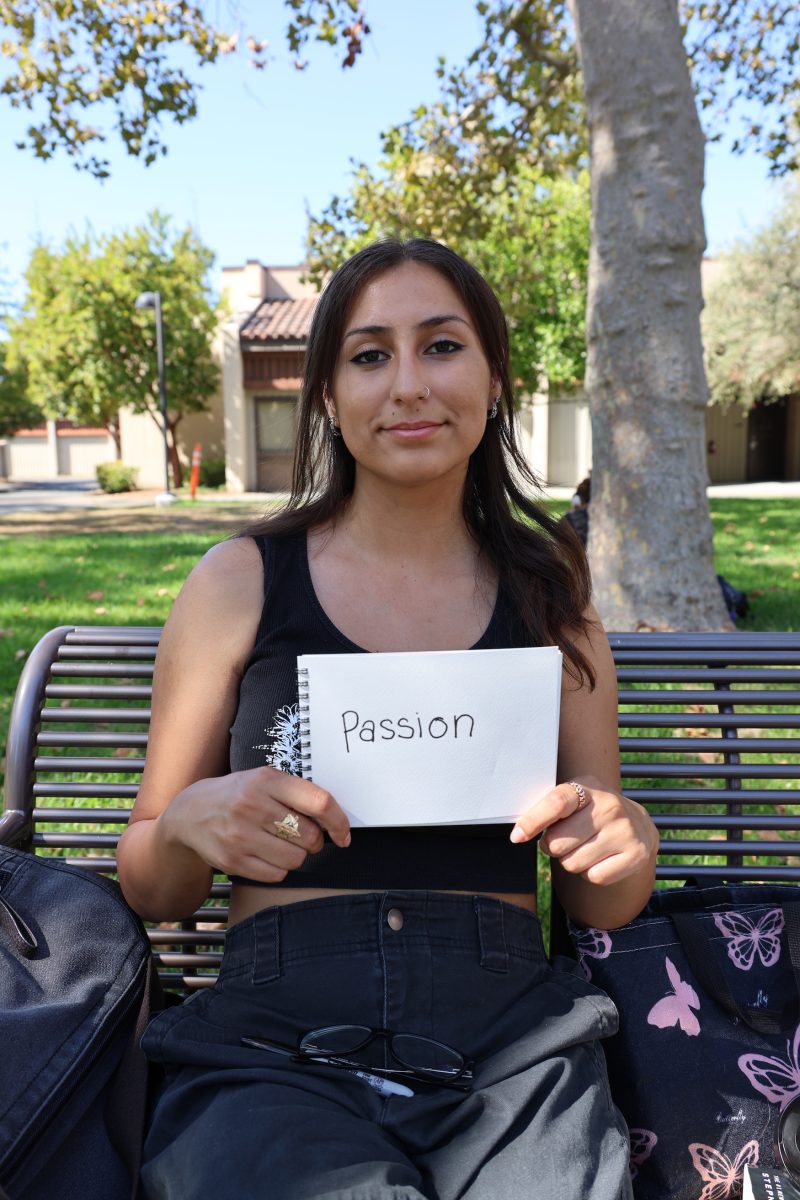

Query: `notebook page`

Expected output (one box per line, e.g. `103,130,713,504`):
297,645,562,826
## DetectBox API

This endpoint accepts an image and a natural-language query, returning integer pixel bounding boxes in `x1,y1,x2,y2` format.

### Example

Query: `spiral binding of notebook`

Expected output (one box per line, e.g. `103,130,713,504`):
296,665,312,780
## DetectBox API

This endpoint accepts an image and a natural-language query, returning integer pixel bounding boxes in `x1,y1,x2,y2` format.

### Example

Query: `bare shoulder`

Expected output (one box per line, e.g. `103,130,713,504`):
158,536,264,673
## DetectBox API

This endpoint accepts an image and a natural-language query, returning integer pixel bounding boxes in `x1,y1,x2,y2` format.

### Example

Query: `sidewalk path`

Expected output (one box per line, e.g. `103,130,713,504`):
0,477,797,537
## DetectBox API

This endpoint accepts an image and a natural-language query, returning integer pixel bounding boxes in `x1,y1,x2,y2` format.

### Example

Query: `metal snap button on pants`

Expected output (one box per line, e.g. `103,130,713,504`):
141,892,632,1200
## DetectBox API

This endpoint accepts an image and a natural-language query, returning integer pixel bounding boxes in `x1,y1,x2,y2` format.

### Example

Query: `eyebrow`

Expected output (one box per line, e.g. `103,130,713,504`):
343,314,472,341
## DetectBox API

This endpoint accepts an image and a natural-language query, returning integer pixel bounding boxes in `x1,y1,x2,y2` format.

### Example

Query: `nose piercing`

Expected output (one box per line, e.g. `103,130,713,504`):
421,386,430,399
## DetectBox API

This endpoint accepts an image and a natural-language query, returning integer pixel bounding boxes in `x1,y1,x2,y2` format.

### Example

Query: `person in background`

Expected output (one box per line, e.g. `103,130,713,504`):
564,475,591,547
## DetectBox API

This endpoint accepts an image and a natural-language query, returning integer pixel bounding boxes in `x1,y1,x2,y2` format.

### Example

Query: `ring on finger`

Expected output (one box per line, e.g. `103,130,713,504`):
274,811,302,841
568,780,589,812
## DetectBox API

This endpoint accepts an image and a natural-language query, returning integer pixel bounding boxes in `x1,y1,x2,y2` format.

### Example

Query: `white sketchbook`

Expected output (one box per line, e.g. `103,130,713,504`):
296,646,562,827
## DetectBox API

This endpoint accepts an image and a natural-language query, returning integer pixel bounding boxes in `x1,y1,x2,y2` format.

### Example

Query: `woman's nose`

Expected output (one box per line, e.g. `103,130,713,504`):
389,356,430,405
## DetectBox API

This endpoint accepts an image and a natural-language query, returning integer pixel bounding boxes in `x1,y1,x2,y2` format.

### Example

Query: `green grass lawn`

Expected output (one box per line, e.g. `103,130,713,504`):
1,497,797,800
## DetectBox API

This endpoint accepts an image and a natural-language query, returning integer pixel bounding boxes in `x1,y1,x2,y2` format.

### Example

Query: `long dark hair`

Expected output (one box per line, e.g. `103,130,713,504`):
241,238,595,686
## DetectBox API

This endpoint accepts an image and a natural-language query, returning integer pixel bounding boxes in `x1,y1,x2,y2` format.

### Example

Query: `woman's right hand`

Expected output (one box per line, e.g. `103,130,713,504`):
160,766,352,884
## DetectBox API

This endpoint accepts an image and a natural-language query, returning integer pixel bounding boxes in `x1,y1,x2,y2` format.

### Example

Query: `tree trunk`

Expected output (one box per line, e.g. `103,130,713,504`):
145,404,184,489
107,416,121,459
168,419,183,489
567,0,731,631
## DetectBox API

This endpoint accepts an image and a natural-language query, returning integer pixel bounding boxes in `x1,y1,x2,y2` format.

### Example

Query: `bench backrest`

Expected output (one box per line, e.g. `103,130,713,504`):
2,625,799,993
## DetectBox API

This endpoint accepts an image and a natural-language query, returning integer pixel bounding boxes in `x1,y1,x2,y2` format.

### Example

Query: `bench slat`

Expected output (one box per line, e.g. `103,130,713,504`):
34,756,146,772
45,684,152,700
40,707,152,723
618,689,800,704
37,732,149,748
620,737,800,752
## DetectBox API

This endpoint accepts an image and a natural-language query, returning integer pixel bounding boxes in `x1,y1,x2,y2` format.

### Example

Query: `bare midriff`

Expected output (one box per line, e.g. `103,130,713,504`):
228,884,536,927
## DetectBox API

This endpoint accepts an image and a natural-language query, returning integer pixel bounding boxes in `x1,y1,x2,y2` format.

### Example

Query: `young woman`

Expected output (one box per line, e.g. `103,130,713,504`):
118,238,658,1200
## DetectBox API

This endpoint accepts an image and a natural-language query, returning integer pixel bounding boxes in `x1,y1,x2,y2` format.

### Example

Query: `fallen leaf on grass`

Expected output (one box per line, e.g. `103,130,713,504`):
724,523,738,533
156,587,170,597
696,751,723,764
135,597,146,607
744,541,755,551
94,606,107,614
161,562,177,572
14,649,27,661
113,747,135,758
87,590,104,601
37,579,48,590
759,515,769,524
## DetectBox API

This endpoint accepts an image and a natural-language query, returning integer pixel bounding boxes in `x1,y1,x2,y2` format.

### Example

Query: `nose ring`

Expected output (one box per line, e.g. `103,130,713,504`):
421,386,430,399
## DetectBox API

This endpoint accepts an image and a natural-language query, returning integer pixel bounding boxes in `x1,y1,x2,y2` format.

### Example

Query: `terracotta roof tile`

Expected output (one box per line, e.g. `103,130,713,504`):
240,298,317,345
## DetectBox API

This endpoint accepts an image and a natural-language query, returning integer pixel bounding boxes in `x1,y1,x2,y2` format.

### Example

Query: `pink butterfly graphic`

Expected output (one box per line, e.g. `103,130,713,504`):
647,956,701,1036
688,1139,759,1200
573,926,612,980
713,909,784,971
740,1024,800,1108
628,1128,657,1180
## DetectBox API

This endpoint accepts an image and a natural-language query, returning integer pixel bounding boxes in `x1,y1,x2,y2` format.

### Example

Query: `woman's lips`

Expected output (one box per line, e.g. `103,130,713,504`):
383,422,443,440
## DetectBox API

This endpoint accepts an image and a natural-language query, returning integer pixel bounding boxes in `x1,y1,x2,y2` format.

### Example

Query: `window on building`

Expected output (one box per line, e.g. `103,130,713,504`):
255,397,296,454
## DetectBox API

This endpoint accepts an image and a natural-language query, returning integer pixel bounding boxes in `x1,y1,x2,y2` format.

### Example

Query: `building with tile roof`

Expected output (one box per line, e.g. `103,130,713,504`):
2,257,796,489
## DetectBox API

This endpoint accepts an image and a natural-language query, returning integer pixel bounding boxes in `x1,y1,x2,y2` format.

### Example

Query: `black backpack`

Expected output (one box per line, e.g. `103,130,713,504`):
0,846,160,1199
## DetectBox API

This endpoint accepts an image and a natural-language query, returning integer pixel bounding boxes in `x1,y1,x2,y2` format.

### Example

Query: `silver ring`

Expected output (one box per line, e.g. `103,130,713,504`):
421,386,430,399
569,781,588,811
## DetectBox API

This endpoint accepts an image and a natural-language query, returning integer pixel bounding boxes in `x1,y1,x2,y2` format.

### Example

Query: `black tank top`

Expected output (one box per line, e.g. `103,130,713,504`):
228,533,540,892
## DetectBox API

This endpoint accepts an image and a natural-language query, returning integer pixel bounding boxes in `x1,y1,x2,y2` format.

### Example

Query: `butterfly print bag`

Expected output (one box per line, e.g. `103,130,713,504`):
570,883,800,1200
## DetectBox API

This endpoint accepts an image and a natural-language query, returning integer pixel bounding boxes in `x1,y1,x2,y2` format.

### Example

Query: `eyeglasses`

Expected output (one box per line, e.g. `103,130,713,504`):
242,1024,474,1091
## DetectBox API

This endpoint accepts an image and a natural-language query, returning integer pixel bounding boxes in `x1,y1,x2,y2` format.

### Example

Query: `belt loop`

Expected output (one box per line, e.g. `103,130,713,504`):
252,907,281,985
475,896,509,973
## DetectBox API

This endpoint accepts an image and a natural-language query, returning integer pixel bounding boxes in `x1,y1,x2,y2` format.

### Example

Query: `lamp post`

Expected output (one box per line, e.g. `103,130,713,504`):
134,290,176,506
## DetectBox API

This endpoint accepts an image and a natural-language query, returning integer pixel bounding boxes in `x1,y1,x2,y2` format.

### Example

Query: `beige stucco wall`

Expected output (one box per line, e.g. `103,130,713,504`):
546,392,592,486
218,321,251,492
118,408,169,489
516,393,549,486
7,433,54,479
175,388,225,467
57,433,115,477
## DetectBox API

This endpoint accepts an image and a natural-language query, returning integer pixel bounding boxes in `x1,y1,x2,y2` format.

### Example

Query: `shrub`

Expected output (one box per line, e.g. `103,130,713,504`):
199,456,226,488
96,461,139,493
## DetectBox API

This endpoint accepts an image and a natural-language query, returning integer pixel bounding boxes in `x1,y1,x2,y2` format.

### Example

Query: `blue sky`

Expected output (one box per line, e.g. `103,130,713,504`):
0,0,786,304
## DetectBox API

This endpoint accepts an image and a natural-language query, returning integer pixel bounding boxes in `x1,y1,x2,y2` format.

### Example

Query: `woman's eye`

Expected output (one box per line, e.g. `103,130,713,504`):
351,348,386,365
427,339,464,355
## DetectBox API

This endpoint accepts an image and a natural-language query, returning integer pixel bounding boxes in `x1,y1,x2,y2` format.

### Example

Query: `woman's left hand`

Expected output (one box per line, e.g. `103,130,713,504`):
510,775,658,888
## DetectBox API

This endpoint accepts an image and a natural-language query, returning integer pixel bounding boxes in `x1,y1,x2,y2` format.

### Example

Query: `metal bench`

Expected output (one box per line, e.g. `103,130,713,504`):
2,625,799,994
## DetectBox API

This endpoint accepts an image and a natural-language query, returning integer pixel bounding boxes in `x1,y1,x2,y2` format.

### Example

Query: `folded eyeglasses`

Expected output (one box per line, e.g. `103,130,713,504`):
242,1023,474,1091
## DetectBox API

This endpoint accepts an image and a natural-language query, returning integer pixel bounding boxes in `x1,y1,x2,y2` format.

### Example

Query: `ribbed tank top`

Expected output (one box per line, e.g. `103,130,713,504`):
228,533,540,892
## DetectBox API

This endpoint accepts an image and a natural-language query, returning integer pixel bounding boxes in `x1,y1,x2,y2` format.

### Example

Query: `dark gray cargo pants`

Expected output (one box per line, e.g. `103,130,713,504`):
141,891,632,1199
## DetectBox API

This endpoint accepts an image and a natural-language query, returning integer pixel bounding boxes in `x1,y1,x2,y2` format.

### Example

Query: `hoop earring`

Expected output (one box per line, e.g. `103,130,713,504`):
487,398,499,420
